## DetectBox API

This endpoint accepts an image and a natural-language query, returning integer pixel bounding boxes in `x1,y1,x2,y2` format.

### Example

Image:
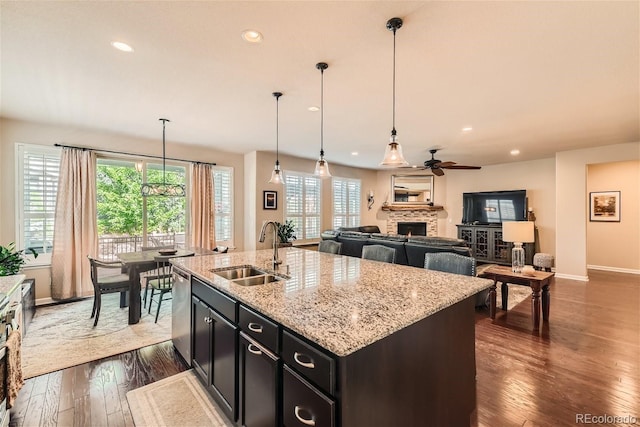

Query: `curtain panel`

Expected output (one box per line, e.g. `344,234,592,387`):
51,148,98,300
190,163,216,250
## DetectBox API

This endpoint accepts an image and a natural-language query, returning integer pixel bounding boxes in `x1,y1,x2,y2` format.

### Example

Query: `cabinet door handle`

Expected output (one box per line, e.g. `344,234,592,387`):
204,316,213,324
294,406,316,426
293,352,315,369
247,343,262,355
248,322,263,333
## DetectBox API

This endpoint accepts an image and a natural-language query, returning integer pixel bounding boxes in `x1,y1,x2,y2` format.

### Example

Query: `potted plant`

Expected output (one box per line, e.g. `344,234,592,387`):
276,220,297,247
0,242,38,276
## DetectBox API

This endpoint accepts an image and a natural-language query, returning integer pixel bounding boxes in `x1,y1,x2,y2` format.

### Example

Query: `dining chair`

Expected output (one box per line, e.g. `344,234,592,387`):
362,244,396,263
318,240,343,254
423,252,488,307
145,253,195,323
140,244,174,308
88,256,131,327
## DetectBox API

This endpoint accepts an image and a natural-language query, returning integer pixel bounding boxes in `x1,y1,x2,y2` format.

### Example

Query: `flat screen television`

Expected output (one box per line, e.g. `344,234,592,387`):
462,190,527,224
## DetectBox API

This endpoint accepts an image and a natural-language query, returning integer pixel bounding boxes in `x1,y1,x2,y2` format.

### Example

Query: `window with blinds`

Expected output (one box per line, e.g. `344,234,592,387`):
333,177,361,229
213,167,233,244
284,172,321,241
16,144,61,265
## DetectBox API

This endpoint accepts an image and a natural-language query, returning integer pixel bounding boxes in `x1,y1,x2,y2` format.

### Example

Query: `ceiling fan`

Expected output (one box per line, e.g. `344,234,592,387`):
409,149,482,176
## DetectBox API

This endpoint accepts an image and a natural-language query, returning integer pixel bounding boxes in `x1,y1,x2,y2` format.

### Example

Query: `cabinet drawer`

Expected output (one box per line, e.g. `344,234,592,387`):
239,305,279,353
282,330,335,395
283,365,335,427
192,277,237,323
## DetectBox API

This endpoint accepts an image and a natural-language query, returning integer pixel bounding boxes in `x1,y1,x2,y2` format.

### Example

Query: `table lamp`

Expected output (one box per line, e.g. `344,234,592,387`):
502,221,535,273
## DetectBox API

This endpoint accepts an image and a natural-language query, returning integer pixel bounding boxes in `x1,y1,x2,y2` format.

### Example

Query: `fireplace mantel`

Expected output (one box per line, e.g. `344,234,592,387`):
381,204,444,212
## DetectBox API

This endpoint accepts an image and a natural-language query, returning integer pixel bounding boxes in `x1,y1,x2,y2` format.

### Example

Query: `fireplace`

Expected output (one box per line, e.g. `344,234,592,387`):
397,222,427,236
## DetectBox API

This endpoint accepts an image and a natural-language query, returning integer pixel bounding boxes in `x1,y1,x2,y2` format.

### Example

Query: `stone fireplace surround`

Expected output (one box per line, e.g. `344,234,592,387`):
385,209,439,236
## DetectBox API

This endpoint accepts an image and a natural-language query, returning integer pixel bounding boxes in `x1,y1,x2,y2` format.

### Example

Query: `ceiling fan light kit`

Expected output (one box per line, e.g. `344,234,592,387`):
141,118,186,197
314,62,331,178
380,17,409,168
268,92,285,185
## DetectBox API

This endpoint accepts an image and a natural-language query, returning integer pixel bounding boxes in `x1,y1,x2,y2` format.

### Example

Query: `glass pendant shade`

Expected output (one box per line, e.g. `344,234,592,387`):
269,161,284,184
141,118,186,197
380,132,409,167
314,155,331,178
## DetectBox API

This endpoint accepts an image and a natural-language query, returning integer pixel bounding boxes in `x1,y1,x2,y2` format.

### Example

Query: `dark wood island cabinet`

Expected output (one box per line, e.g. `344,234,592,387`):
172,248,492,427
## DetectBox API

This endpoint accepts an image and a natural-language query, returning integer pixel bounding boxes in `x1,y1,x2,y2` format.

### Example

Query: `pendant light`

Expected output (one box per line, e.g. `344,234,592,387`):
380,17,409,167
268,92,285,184
314,62,331,178
141,118,186,197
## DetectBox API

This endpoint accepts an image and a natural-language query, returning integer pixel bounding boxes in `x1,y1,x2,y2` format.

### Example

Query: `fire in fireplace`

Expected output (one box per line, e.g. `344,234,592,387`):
397,222,427,236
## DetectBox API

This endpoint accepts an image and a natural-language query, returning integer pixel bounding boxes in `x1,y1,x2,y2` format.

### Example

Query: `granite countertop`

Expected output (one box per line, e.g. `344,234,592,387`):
173,248,492,357
0,274,25,302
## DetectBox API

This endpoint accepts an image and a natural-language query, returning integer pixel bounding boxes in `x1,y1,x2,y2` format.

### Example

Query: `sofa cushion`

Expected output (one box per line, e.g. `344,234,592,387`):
370,233,407,242
407,236,467,246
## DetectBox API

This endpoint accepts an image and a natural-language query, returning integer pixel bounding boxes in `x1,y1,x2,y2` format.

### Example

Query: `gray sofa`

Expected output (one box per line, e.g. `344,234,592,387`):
320,227,471,268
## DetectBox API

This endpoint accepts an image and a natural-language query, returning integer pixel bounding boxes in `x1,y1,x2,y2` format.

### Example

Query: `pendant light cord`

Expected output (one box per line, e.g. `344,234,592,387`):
276,95,280,164
159,118,170,183
392,26,396,133
320,66,325,156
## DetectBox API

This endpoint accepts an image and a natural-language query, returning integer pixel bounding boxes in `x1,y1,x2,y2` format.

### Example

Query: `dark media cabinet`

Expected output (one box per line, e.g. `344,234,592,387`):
457,224,535,265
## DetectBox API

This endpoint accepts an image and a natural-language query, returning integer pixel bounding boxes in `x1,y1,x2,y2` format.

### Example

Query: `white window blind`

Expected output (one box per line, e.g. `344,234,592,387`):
213,167,233,243
16,144,61,265
284,172,321,241
333,177,361,229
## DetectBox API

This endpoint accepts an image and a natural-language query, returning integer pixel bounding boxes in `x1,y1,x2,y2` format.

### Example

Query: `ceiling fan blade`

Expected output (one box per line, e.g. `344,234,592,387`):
436,161,456,168
441,165,482,170
432,168,445,176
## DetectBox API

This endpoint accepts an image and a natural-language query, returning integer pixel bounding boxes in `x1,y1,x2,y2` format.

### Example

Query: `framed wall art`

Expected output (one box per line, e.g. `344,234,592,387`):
263,191,277,210
589,191,620,222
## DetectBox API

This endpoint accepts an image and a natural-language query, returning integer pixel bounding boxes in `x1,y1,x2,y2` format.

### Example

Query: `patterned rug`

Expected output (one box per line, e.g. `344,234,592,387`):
495,284,532,311
22,292,171,379
127,370,233,427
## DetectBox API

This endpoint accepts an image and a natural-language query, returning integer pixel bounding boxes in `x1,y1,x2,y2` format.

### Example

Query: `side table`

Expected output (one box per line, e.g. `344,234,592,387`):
479,265,555,331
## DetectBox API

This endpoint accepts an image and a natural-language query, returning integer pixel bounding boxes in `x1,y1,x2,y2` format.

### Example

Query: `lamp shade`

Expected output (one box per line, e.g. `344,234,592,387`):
502,221,535,243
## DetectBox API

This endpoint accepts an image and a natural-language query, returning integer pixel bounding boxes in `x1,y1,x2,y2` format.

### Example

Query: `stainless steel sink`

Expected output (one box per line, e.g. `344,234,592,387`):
213,266,268,280
232,274,280,287
211,265,283,286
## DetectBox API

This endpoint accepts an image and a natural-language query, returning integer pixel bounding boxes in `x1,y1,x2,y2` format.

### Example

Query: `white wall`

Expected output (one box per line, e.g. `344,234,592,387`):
556,142,640,280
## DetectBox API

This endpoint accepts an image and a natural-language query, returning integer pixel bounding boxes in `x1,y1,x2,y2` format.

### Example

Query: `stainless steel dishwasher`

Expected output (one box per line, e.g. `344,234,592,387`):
171,266,191,364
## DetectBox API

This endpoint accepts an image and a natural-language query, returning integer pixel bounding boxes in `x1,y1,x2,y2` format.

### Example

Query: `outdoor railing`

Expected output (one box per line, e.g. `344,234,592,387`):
98,233,185,260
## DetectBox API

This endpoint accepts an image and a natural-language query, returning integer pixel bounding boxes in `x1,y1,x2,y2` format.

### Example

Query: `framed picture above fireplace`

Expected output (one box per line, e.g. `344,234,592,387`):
391,175,434,204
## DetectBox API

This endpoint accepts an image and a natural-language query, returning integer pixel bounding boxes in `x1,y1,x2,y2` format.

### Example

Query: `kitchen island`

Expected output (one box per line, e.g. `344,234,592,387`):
172,247,492,427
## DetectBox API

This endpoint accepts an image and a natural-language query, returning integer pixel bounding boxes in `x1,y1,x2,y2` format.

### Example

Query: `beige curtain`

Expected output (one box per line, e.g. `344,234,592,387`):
51,148,97,300
190,163,215,250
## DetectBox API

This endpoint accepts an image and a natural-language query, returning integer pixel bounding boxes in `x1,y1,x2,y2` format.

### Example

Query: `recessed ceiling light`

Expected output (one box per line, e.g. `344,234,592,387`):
412,165,418,168
462,126,473,132
241,30,263,43
111,41,133,52
351,151,359,156
308,106,320,112
510,149,520,156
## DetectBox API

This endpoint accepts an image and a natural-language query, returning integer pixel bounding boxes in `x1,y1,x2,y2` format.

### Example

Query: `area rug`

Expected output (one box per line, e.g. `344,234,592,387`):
494,284,531,310
22,292,171,379
127,370,233,427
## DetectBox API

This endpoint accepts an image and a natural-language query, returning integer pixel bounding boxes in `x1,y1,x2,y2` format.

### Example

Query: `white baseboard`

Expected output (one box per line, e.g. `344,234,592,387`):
35,297,55,306
554,273,589,281
587,265,640,275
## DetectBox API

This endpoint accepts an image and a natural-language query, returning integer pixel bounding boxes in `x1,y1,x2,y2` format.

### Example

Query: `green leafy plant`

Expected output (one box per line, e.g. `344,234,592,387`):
0,242,38,276
276,220,297,243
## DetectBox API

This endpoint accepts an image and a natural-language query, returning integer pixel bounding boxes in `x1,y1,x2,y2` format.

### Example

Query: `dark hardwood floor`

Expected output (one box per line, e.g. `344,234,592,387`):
10,270,639,426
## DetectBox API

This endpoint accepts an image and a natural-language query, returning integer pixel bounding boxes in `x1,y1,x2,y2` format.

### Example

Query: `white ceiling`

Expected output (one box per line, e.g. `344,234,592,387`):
2,1,638,170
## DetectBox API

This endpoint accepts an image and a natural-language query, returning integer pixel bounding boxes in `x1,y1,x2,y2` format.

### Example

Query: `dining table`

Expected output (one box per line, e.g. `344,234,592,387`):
117,247,215,324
